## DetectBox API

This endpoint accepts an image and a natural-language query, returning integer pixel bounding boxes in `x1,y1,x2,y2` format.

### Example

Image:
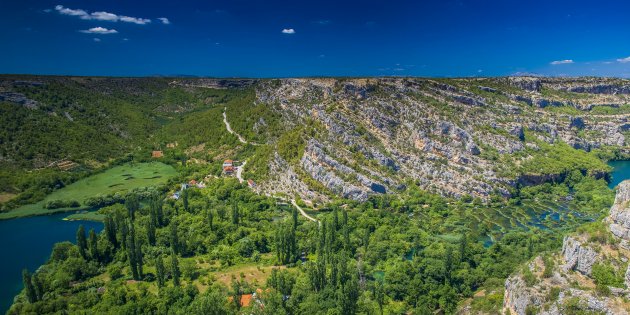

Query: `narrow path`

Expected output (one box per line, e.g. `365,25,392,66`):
291,199,320,226
223,108,249,144
236,161,247,184
223,108,261,146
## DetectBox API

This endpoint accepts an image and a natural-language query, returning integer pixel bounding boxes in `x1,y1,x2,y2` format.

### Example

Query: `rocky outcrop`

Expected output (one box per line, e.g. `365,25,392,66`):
503,180,630,315
507,77,542,92
606,181,630,241
0,92,38,109
561,236,599,275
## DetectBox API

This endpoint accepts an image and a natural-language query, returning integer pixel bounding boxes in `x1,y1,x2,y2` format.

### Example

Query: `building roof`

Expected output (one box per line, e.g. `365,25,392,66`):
152,150,164,158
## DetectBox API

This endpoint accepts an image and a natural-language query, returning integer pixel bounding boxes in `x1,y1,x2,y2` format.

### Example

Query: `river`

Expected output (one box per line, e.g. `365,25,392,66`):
0,213,102,313
608,160,630,189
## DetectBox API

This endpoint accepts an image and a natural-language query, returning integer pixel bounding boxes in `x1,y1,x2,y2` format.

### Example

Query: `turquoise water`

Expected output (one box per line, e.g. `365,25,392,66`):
608,160,630,189
0,213,102,313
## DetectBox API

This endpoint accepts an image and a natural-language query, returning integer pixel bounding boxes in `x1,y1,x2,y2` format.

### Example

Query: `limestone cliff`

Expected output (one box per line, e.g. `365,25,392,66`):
503,181,630,315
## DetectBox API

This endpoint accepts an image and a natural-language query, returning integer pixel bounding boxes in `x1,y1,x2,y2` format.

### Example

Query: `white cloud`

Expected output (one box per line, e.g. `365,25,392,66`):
93,38,101,42
88,11,118,21
120,16,151,25
282,28,296,34
617,56,630,63
158,17,171,25
80,27,118,34
55,5,87,17
550,59,574,65
54,5,151,24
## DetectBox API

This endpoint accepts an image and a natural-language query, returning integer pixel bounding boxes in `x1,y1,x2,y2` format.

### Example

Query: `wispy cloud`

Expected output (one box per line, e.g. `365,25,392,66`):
54,5,153,25
93,38,101,42
55,5,87,17
80,27,118,34
282,28,296,34
158,17,171,25
617,56,630,63
550,59,574,65
315,20,331,25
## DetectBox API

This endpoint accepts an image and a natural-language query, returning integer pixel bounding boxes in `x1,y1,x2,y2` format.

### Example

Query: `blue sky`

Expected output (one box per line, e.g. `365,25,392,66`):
2,0,630,77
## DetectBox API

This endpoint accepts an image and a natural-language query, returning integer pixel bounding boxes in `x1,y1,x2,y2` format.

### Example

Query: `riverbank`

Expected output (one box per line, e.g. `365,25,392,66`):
0,162,176,220
0,213,103,313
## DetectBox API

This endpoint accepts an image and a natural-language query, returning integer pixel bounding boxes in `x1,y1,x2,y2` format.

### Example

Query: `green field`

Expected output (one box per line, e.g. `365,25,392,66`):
0,162,177,220
63,212,106,222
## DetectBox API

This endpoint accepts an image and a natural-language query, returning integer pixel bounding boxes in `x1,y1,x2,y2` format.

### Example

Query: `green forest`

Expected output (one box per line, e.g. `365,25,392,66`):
0,76,626,314
8,164,614,314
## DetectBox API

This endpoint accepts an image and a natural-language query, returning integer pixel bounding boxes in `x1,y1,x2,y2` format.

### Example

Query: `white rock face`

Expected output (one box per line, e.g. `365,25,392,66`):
561,236,599,276
607,181,630,241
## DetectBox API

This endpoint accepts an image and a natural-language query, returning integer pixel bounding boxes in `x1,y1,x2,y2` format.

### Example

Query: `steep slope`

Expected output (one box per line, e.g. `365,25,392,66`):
2,75,629,211
233,77,627,202
502,181,630,315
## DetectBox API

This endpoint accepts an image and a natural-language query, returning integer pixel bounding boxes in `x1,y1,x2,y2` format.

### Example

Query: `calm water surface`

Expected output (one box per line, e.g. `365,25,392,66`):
0,213,102,313
608,160,630,189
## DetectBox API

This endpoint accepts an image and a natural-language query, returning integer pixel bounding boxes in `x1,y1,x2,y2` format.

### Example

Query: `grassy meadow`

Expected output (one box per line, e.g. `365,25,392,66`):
0,162,177,220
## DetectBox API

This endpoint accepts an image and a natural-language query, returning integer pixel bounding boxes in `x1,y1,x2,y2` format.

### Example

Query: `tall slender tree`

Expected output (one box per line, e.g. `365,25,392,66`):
170,221,180,254
22,269,37,303
127,223,140,280
155,256,166,288
76,225,88,260
88,228,99,261
32,273,44,302
147,219,156,246
136,242,143,279
292,206,298,231
207,209,214,231
171,250,181,286
182,189,189,212
125,193,139,221
104,215,118,248
231,203,239,225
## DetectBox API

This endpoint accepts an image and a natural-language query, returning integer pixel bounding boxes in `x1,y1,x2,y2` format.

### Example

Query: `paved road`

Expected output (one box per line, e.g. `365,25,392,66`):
291,199,320,226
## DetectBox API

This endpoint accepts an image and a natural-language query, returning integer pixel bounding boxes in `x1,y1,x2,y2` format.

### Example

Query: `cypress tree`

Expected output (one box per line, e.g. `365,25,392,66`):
76,225,88,259
292,206,298,231
182,189,189,212
333,206,339,230
147,219,156,246
104,215,118,248
231,203,239,225
88,228,99,261
445,246,454,284
170,221,179,254
22,269,37,303
119,218,129,250
171,250,181,286
155,256,166,288
125,193,139,221
127,223,139,280
136,242,143,279
32,273,44,301
207,209,214,231
459,233,468,263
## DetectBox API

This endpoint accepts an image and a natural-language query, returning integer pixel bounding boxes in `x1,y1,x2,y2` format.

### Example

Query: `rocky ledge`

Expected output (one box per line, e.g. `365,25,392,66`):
503,181,630,315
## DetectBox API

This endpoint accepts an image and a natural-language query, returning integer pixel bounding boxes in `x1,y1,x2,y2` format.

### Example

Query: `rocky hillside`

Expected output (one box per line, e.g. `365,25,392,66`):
2,75,630,204
502,181,630,315
233,76,629,202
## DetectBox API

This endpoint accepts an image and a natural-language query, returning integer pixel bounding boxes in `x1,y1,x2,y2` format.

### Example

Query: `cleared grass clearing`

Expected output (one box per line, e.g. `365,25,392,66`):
0,193,16,203
0,162,177,220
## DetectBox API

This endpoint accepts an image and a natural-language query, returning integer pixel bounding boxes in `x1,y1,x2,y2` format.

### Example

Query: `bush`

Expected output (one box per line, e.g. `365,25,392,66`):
44,199,81,209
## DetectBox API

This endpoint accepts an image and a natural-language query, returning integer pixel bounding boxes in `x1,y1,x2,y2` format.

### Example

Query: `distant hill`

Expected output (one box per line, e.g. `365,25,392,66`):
2,75,630,210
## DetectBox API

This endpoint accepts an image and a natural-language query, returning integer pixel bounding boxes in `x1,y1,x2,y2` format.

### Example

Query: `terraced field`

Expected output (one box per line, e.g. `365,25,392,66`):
468,199,597,247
